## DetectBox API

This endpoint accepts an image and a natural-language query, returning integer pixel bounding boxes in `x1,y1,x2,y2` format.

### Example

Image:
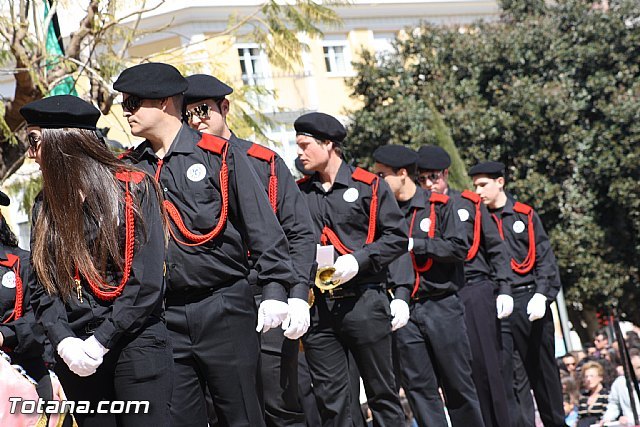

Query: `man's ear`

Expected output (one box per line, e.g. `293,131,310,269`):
220,99,230,117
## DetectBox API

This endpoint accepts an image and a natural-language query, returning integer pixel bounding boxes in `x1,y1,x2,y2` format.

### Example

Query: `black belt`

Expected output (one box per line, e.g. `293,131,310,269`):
165,286,225,306
512,284,536,294
411,289,455,302
317,284,382,300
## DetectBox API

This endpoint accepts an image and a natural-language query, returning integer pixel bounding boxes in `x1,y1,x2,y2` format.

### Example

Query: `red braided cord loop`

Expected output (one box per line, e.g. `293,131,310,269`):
409,194,448,297
163,144,230,247
461,190,482,261
510,209,536,274
1,254,23,322
409,206,435,296
491,205,536,275
319,176,379,255
75,175,136,302
268,159,278,213
320,226,353,255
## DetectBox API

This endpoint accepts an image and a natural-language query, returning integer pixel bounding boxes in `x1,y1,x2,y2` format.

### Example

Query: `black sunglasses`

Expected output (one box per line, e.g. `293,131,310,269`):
28,133,41,151
122,95,143,113
185,103,211,122
417,172,443,184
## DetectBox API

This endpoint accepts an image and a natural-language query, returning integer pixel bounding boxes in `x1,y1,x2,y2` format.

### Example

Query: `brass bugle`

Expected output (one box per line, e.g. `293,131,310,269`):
315,266,341,291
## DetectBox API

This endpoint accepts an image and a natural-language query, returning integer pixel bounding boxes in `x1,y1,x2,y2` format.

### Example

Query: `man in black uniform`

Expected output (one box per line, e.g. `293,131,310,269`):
470,161,566,427
0,192,52,402
372,144,484,427
295,113,408,426
115,63,296,427
416,145,513,427
183,74,316,427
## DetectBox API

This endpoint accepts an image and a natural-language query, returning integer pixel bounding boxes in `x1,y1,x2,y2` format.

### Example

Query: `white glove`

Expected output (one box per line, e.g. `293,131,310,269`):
282,298,310,340
332,254,359,284
496,294,514,319
527,293,547,322
57,337,102,377
83,336,109,359
256,299,289,333
390,299,410,331
408,238,414,252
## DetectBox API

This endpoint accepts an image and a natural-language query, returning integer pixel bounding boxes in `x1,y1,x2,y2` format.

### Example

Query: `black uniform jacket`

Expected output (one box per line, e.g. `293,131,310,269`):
230,134,316,301
297,160,408,288
448,189,512,296
388,187,467,302
29,176,166,350
488,198,561,299
0,245,46,357
124,124,294,301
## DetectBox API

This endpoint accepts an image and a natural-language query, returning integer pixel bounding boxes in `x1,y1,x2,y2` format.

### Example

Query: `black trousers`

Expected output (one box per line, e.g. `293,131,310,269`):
253,294,306,427
508,289,566,427
302,287,404,427
500,320,536,427
458,280,511,427
298,346,366,427
55,321,173,427
166,279,264,427
394,293,484,427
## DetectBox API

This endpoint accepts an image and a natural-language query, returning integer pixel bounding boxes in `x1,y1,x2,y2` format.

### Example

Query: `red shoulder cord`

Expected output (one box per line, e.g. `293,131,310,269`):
73,171,141,302
491,202,536,274
409,193,447,297
461,190,482,261
156,135,230,247
247,144,278,213
319,168,379,255
1,254,23,322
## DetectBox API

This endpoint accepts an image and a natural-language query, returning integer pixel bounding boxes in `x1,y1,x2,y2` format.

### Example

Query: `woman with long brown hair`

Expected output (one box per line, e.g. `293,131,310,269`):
21,95,172,427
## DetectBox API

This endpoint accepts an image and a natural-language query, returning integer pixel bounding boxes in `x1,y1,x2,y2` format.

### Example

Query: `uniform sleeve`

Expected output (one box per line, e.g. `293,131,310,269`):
0,256,46,355
351,179,408,274
531,212,561,300
274,156,317,301
29,202,75,350
229,147,294,302
480,204,513,296
93,180,165,348
386,252,414,303
412,201,467,263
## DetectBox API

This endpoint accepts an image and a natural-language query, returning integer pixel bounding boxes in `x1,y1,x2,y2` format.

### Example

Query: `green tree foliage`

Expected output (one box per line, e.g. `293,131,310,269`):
347,0,640,322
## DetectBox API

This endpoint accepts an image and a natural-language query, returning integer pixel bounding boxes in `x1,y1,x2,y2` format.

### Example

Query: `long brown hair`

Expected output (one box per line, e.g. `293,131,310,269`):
32,127,164,299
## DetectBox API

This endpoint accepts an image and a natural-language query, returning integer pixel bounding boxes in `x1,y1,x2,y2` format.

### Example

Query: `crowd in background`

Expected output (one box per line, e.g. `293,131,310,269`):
558,328,640,427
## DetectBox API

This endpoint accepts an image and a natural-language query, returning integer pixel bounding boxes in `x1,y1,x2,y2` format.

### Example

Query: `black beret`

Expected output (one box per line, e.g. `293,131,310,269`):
294,157,314,176
417,145,451,170
20,95,100,130
373,145,418,169
114,63,187,98
0,190,9,206
468,161,505,177
294,112,346,143
184,74,233,104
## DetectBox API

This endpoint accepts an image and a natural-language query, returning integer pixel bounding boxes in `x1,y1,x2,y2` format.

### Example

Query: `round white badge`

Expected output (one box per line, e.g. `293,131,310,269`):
457,208,470,222
186,164,206,182
2,271,16,289
513,220,526,234
343,188,359,203
419,218,432,233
